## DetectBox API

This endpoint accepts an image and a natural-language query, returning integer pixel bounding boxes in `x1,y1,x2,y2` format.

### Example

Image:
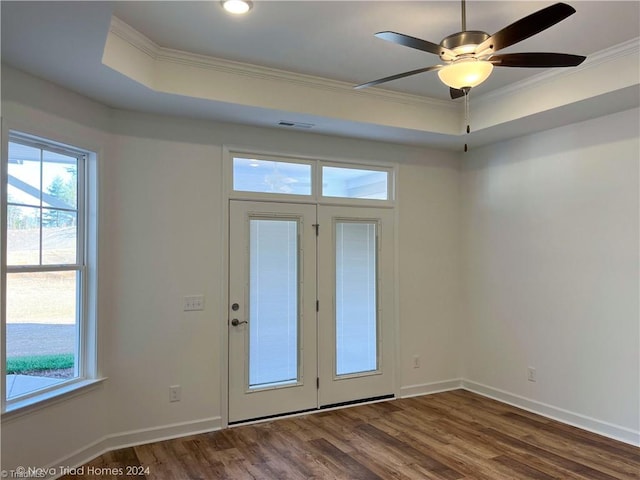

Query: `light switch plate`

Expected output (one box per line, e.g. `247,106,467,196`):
183,295,204,311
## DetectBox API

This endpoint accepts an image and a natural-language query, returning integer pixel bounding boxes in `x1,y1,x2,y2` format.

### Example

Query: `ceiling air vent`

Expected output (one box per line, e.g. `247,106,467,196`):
278,120,314,129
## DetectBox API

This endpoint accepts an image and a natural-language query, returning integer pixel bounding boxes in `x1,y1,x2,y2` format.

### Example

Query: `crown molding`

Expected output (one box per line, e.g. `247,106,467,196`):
108,16,456,111
106,14,636,136
109,15,158,59
157,48,456,110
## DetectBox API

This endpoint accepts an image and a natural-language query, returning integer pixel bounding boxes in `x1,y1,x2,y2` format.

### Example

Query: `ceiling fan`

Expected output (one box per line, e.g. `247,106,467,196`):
355,1,587,99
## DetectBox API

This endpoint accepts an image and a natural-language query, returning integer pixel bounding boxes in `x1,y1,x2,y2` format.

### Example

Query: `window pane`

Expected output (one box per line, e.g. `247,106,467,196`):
249,219,299,387
6,271,78,399
7,142,41,206
233,157,312,195
42,150,77,210
42,210,77,264
323,166,388,200
335,222,378,375
7,205,41,266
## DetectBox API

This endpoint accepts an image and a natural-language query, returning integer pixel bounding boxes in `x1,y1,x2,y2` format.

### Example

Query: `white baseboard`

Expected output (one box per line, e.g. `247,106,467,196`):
47,416,222,479
462,380,640,447
39,379,639,479
399,378,463,398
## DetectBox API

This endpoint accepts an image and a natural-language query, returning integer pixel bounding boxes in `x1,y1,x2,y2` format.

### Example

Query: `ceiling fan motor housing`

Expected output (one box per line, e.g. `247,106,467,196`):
440,31,491,59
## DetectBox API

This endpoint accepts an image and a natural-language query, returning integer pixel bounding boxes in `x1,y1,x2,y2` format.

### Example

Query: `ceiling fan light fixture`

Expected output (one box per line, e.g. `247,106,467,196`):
221,0,253,15
437,59,493,89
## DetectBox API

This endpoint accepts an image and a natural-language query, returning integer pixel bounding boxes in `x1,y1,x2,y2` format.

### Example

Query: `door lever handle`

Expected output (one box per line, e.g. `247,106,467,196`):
231,318,248,326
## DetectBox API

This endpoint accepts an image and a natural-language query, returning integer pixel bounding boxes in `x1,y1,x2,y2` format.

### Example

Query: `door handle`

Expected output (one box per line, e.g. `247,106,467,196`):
231,318,248,326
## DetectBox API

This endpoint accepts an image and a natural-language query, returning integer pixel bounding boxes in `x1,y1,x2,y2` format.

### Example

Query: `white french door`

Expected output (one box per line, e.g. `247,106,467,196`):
228,200,394,423
228,201,318,422
317,206,395,407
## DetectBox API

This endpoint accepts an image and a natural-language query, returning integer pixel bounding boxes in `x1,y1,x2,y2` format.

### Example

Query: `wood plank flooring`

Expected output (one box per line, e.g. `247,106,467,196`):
61,390,639,479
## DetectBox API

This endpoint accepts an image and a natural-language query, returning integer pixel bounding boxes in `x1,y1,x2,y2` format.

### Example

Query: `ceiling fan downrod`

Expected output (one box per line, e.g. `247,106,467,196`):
461,0,467,32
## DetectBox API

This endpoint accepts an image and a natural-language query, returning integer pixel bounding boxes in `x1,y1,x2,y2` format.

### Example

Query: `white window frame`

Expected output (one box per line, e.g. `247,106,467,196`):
224,147,396,208
1,130,100,415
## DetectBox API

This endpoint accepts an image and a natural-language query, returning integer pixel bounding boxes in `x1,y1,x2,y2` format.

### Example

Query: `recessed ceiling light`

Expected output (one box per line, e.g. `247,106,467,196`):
221,0,253,15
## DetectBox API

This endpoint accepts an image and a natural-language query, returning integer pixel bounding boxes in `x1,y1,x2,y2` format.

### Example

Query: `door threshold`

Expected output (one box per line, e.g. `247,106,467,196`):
320,393,395,411
228,394,395,427
228,407,318,426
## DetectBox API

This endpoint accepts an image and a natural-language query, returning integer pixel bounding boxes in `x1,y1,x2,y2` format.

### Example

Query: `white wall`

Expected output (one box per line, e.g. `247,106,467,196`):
462,108,640,443
103,109,462,433
2,64,638,474
1,68,111,473
102,112,225,440
1,66,462,473
398,157,462,393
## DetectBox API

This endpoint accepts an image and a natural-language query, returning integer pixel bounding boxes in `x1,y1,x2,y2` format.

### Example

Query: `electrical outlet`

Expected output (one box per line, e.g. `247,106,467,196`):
169,385,181,402
183,295,204,311
412,355,420,369
527,367,536,382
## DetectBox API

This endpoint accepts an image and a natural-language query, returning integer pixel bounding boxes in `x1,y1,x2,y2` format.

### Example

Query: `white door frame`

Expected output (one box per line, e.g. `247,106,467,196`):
219,147,401,428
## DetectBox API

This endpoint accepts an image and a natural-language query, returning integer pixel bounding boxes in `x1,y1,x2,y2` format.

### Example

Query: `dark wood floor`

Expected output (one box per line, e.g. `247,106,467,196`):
62,390,639,479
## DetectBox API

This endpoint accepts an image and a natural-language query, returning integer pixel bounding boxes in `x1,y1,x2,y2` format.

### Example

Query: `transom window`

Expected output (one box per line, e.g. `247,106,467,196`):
322,165,389,200
229,153,394,204
233,157,312,196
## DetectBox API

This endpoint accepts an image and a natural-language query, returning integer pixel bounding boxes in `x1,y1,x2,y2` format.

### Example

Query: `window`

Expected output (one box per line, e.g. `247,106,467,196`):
233,157,312,195
229,152,395,204
3,133,96,407
322,166,389,200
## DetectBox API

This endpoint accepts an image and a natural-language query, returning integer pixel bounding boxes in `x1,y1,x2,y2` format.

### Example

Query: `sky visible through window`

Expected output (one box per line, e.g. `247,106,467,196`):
233,157,389,200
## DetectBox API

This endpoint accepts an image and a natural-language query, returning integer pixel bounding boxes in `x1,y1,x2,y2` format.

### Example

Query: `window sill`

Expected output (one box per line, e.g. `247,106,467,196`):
2,377,107,421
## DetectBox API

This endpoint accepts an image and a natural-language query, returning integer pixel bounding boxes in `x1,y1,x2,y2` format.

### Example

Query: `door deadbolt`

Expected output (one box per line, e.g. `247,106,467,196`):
231,303,240,311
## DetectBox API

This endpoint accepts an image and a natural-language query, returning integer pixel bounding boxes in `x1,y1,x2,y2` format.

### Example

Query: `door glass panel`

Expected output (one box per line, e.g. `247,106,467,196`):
249,218,299,388
335,221,378,375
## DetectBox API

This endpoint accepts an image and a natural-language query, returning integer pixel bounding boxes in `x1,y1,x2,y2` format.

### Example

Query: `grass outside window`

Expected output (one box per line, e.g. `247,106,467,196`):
6,354,74,375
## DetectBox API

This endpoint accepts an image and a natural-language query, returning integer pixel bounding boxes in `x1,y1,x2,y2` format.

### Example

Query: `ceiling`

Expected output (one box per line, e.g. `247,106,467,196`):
2,1,639,149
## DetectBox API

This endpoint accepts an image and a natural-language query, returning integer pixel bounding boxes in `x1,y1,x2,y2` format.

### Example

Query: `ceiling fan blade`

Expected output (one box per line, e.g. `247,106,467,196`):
354,65,444,90
375,31,455,57
490,52,586,67
476,3,576,54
